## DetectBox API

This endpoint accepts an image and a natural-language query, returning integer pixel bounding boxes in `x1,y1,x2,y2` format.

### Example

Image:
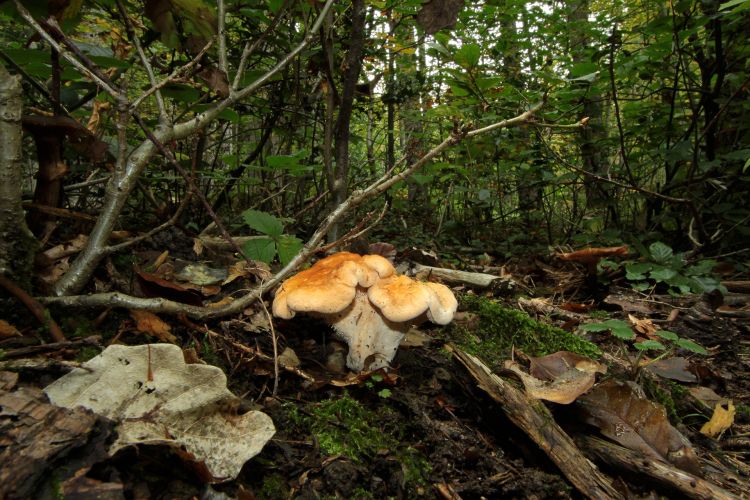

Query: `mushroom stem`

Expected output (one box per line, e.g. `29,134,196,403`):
329,288,406,372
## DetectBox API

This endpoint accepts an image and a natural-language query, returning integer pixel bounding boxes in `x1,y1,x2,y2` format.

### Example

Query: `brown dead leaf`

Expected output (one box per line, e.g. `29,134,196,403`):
401,329,432,348
577,379,701,475
129,309,177,343
152,250,170,270
700,401,735,438
529,351,607,380
628,314,657,337
193,238,204,256
644,357,697,383
689,386,729,411
86,101,110,133
504,357,602,405
0,319,22,339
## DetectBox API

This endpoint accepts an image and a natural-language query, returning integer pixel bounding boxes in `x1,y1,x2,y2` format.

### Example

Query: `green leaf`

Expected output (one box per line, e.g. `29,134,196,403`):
654,330,679,341
649,265,678,282
241,209,284,237
580,319,634,340
242,237,276,264
625,262,652,280
454,43,480,68
674,338,708,355
277,235,303,266
267,0,284,13
377,388,392,398
634,340,666,351
648,241,674,264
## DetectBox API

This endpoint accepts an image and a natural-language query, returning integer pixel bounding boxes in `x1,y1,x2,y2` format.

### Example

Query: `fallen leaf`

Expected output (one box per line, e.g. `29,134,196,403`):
577,379,701,475
401,329,432,347
278,347,300,368
528,351,607,380
44,344,275,482
688,386,729,411
0,320,21,339
504,358,601,405
129,309,177,343
628,314,657,337
700,401,735,438
644,357,697,383
193,237,204,256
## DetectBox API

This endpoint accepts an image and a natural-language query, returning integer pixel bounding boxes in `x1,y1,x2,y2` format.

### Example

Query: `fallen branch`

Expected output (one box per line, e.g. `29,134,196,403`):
446,344,622,500
576,435,738,500
411,263,516,293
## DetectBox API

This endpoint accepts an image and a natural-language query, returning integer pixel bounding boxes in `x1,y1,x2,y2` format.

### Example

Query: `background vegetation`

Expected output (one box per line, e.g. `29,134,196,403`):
1,0,748,294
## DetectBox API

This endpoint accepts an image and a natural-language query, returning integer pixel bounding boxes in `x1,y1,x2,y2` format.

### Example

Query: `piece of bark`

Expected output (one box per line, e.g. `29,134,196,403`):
576,435,738,500
0,386,113,499
412,263,516,293
722,281,750,293
447,344,623,500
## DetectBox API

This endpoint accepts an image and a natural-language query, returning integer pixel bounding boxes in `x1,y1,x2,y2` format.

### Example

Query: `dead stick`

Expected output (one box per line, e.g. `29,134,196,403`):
577,435,738,500
0,274,65,342
447,344,622,500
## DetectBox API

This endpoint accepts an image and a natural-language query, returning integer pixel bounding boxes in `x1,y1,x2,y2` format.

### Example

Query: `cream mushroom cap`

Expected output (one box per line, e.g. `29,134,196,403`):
271,252,395,319
368,275,458,325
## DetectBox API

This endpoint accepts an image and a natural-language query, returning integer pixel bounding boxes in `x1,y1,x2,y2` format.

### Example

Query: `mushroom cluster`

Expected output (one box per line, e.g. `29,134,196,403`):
272,252,457,372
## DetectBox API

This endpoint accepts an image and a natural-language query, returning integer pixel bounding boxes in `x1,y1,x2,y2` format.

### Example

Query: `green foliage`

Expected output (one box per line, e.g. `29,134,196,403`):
240,209,303,266
452,295,601,364
613,242,727,295
579,321,708,355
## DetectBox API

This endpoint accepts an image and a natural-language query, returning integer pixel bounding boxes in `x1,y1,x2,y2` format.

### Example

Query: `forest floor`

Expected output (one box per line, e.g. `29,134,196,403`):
1,237,749,499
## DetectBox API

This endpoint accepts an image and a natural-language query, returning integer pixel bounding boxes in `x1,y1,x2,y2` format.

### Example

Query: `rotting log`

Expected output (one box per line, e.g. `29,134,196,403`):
576,435,738,500
412,263,516,293
447,344,623,500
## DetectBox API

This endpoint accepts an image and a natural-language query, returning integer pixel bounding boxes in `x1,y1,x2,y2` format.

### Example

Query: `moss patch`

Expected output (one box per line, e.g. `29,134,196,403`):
284,394,430,489
450,295,601,365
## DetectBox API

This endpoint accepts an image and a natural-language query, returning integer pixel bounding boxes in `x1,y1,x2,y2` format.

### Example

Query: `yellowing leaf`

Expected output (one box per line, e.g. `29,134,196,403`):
700,401,735,438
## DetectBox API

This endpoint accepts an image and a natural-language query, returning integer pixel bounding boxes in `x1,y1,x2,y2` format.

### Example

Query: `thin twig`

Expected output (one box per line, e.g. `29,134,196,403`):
0,274,65,342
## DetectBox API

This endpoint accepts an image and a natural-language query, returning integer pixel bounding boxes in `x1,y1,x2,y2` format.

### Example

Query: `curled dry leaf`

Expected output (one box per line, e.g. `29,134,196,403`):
644,357,697,383
700,401,735,438
504,352,605,405
628,314,657,337
577,379,701,476
44,344,275,482
129,309,177,343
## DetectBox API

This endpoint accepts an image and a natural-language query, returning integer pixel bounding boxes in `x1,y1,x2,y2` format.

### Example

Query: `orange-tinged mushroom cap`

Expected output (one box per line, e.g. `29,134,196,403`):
272,252,395,319
368,275,457,324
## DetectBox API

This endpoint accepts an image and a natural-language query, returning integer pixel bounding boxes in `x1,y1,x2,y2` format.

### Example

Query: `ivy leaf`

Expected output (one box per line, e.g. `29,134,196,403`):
277,235,303,266
242,237,276,264
241,209,284,237
674,338,708,355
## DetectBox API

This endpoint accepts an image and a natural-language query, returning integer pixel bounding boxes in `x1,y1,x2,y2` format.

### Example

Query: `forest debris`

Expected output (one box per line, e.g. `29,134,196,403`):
688,386,729,411
44,344,276,482
504,362,594,404
0,319,21,338
700,402,735,438
645,357,697,383
517,297,587,321
557,246,629,264
0,273,65,342
628,314,658,337
577,379,702,476
0,386,114,499
412,263,516,293
175,263,228,286
504,353,605,404
446,344,624,499
577,435,737,500
129,309,177,343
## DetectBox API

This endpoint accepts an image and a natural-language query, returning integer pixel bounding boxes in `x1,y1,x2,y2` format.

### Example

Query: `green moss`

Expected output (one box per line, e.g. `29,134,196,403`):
450,295,601,365
284,394,431,490
644,378,681,424
258,473,289,499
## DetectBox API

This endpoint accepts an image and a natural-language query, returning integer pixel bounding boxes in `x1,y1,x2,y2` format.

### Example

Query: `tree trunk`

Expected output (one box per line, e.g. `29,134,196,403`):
326,0,367,244
0,62,37,286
